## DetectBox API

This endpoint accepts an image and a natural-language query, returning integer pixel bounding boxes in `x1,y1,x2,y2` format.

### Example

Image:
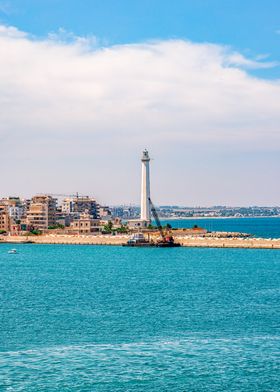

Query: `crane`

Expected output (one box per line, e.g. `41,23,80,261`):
41,193,89,199
148,198,180,247
38,193,97,215
148,197,165,241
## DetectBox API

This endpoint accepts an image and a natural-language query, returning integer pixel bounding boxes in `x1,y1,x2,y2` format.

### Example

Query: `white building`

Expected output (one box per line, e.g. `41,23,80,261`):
9,206,24,221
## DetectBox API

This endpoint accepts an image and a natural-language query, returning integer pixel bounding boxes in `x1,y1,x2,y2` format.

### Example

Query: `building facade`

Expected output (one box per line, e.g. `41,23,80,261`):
9,206,25,221
69,212,101,234
62,196,99,219
26,195,57,230
0,206,10,232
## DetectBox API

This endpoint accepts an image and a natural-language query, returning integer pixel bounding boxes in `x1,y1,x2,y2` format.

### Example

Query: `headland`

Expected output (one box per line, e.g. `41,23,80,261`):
1,150,279,247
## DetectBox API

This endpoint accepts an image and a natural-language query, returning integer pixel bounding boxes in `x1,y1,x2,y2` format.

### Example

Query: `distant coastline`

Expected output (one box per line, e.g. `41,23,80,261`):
161,215,280,220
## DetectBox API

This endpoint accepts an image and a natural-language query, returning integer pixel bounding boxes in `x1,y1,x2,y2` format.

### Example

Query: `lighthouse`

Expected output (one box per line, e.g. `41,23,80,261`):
140,149,151,223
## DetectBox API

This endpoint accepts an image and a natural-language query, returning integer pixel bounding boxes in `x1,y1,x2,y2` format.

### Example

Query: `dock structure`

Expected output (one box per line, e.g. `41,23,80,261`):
1,234,280,249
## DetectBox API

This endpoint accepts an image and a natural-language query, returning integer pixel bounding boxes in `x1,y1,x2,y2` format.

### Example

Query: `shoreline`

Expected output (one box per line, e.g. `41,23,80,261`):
1,234,280,249
160,215,280,220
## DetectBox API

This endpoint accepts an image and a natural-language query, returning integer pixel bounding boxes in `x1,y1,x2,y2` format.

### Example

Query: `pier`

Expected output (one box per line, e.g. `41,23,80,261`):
1,234,280,249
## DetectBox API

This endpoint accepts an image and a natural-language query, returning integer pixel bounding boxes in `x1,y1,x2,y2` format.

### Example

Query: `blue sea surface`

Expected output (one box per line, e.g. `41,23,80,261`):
0,243,280,391
161,217,280,238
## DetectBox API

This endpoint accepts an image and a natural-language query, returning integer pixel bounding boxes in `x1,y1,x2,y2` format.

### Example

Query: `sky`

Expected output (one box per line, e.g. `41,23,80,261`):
1,0,280,206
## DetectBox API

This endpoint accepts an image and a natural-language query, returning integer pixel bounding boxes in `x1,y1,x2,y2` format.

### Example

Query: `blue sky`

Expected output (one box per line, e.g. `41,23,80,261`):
1,1,280,205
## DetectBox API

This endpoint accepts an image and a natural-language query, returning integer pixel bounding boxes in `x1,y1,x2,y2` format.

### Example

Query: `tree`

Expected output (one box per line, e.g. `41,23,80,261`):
48,224,65,229
103,220,113,233
108,221,113,230
29,229,42,235
116,225,128,234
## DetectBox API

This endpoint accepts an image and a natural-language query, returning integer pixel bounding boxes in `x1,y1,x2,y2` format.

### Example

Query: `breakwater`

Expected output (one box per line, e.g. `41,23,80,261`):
1,234,280,249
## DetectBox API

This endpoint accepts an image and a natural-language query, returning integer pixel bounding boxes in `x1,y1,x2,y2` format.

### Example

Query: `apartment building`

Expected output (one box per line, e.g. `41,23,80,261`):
26,195,57,230
62,196,99,219
69,211,101,234
0,205,10,232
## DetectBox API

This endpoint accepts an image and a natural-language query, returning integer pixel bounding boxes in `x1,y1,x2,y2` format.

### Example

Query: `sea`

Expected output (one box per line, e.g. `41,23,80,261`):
0,218,280,391
161,216,280,238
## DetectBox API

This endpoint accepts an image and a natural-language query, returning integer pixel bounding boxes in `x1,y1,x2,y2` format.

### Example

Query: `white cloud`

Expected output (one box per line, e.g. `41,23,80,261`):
47,27,98,48
225,51,278,69
0,25,280,204
0,24,26,38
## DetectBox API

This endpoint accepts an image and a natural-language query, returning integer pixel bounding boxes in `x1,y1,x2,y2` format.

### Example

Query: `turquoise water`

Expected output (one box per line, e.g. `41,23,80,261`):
161,217,280,238
1,244,280,391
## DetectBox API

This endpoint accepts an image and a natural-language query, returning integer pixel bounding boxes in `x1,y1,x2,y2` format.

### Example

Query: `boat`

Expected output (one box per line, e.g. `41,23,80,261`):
123,233,155,247
156,236,181,247
123,232,180,248
8,249,18,254
123,198,181,248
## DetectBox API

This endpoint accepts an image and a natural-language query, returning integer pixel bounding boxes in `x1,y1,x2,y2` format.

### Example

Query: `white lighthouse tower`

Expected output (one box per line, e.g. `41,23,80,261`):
140,149,151,223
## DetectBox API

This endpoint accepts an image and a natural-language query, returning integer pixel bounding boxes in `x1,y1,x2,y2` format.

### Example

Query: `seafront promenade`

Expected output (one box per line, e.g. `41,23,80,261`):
1,234,280,249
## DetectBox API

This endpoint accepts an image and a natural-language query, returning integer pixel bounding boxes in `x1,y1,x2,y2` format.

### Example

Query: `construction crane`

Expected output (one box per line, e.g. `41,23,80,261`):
148,197,165,240
42,193,89,199
148,197,180,247
37,193,98,215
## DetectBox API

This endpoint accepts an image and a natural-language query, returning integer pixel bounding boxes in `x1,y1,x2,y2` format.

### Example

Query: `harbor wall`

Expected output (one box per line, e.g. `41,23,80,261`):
1,234,280,249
